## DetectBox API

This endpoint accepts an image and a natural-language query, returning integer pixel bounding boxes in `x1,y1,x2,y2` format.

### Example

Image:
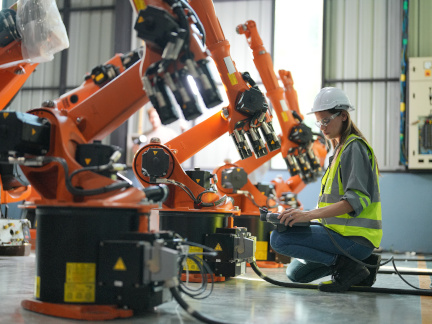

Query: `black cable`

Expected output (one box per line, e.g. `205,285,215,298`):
175,236,219,300
178,255,207,296
249,261,432,296
291,110,303,123
164,0,191,57
316,222,432,291
43,157,131,196
180,254,214,299
69,161,112,179
179,0,206,45
391,257,432,262
251,219,432,294
161,179,231,208
170,287,231,324
250,261,321,290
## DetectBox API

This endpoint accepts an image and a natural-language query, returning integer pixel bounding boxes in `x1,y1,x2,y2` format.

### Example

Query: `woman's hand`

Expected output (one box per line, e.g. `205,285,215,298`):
278,208,314,227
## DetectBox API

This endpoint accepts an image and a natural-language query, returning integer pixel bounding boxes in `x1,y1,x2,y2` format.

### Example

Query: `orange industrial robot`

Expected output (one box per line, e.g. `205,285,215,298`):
0,0,228,320
210,20,327,265
132,0,285,280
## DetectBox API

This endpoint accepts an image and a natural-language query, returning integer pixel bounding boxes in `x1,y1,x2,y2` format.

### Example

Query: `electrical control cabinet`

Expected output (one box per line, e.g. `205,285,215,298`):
408,57,432,169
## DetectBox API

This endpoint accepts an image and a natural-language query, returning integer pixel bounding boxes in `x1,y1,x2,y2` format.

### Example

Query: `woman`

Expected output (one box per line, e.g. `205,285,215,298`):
270,87,382,293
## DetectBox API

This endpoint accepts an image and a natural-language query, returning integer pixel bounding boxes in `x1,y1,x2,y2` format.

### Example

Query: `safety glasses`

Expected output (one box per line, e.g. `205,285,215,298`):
315,112,341,128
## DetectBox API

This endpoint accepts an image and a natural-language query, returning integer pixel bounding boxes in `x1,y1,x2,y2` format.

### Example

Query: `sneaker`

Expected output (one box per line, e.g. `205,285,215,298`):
318,255,370,292
356,253,381,287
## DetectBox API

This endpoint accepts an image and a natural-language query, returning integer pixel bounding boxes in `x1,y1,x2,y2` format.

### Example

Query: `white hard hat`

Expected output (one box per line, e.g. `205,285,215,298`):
308,87,354,114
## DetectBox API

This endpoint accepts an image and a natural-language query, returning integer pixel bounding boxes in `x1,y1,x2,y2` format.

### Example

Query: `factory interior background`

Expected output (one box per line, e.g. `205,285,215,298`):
1,0,432,323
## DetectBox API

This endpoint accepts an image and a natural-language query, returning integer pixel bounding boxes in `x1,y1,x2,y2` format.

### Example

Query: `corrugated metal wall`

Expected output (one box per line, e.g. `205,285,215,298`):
408,0,432,57
323,0,403,171
66,6,115,88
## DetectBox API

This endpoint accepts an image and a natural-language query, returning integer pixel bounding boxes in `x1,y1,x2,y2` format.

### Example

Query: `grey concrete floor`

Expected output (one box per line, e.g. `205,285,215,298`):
0,252,431,324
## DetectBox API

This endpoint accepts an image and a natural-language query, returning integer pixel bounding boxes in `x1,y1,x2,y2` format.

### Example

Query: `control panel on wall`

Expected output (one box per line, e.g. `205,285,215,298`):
408,57,432,170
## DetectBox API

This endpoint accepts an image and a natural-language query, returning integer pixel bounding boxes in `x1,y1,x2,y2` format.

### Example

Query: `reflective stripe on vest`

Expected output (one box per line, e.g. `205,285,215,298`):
318,134,382,248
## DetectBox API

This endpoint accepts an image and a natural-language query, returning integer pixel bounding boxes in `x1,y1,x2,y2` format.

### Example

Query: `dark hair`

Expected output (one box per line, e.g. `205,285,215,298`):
328,108,380,174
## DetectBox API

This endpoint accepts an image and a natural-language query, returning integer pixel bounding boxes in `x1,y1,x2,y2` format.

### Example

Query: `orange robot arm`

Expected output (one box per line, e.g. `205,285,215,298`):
132,1,281,212
0,2,217,214
212,20,328,213
46,51,139,111
236,20,328,177
279,69,304,120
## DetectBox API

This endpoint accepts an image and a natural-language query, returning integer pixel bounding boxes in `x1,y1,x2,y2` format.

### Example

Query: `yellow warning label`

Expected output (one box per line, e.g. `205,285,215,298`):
35,276,40,298
138,16,144,23
281,112,288,122
228,73,238,86
153,151,158,155
31,128,36,135
196,179,201,183
255,241,268,260
214,243,223,251
237,168,241,172
85,158,91,165
113,257,127,271
64,263,96,303
184,246,203,271
64,283,95,303
3,113,9,119
66,263,96,283
133,0,147,12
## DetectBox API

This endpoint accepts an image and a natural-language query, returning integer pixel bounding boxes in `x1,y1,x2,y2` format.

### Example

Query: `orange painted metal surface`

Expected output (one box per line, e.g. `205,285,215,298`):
279,69,304,120
0,62,37,111
53,54,126,111
20,60,151,208
21,300,133,321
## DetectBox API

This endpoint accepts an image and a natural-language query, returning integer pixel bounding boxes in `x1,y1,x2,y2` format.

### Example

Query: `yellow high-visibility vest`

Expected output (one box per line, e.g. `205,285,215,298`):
318,134,382,248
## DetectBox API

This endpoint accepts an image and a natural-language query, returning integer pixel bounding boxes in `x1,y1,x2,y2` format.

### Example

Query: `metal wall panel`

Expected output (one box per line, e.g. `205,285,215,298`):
70,0,115,8
212,0,274,83
67,10,114,87
409,0,432,57
324,0,402,171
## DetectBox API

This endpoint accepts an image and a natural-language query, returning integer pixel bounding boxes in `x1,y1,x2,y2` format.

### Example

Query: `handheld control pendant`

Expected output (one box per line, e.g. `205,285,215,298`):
259,207,310,232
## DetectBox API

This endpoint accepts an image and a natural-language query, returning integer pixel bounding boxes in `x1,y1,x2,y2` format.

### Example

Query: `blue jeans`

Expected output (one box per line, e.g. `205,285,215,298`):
270,224,374,283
